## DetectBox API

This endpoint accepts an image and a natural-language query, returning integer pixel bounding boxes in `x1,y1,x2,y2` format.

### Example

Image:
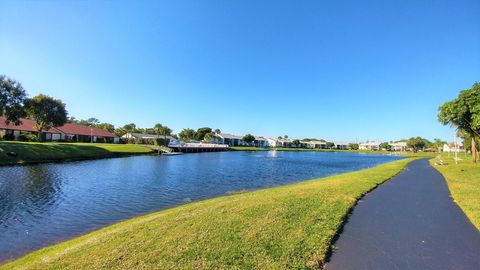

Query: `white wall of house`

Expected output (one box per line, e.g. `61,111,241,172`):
443,143,463,153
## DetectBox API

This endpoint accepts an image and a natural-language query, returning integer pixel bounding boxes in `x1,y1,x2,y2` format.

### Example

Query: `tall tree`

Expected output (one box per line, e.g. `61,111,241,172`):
406,137,426,152
25,94,68,141
96,123,115,133
203,133,212,143
242,134,255,146
122,123,137,133
438,83,480,162
0,75,27,124
179,128,195,142
154,123,173,145
380,142,392,151
349,143,359,150
195,127,212,141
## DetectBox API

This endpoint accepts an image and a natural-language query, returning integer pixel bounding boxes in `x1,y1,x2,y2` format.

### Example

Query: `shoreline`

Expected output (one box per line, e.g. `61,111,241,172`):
0,142,426,167
0,142,155,167
1,158,415,269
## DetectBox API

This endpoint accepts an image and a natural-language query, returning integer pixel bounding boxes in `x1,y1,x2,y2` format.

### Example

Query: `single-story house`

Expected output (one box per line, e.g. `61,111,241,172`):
359,141,381,151
214,133,248,146
390,142,407,152
267,138,293,148
443,142,464,153
301,140,327,149
0,116,119,143
254,136,268,147
333,141,350,150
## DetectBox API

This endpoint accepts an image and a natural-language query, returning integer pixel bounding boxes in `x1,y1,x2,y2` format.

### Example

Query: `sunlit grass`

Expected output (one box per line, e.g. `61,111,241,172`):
2,158,414,269
0,141,152,165
430,153,480,230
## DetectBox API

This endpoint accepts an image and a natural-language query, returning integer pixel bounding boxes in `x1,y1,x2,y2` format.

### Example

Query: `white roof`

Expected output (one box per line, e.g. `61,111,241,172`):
359,141,381,146
217,133,243,139
302,140,326,145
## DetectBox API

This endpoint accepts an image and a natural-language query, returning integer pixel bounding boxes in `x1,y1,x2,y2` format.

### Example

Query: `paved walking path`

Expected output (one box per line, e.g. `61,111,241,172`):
327,159,480,270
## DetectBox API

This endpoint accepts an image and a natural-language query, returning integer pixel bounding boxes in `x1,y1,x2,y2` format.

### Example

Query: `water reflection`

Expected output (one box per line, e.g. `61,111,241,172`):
0,151,403,262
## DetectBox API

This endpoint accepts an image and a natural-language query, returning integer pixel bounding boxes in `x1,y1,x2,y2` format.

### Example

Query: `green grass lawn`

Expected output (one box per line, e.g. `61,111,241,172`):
430,153,480,230
0,141,153,165
2,158,414,270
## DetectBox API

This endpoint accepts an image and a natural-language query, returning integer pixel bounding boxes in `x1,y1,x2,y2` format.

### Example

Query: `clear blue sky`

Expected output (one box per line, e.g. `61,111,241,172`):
1,0,479,142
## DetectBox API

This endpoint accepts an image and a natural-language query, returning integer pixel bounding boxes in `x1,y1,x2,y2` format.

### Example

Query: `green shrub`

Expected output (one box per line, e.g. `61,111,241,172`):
18,133,38,142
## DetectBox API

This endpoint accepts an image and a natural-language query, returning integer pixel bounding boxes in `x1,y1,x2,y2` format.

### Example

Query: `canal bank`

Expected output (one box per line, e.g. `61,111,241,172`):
1,157,413,269
0,142,154,166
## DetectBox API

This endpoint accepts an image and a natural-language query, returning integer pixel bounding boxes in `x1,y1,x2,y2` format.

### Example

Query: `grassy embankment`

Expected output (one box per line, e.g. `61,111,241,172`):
2,158,414,269
0,141,155,166
430,153,480,230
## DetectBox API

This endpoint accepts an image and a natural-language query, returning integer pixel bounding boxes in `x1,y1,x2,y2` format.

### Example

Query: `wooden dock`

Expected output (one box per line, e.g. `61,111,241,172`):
168,142,229,153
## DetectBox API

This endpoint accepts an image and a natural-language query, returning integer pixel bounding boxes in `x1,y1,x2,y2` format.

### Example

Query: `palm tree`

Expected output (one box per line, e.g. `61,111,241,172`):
154,123,172,146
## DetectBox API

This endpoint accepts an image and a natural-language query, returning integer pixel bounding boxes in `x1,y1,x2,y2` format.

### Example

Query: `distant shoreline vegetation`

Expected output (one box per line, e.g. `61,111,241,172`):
1,74,476,159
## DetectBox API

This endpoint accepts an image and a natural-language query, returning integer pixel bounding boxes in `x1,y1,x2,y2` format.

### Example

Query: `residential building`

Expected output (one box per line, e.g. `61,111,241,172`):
301,140,327,149
0,116,119,143
214,133,247,146
267,138,293,148
443,142,464,153
333,141,350,150
390,142,407,152
254,136,268,147
359,141,381,151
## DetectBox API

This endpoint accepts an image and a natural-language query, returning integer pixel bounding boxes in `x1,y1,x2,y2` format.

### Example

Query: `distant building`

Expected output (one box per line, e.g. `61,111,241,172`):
390,142,407,152
214,133,247,146
254,136,268,147
333,141,350,150
359,141,381,151
443,142,464,153
0,116,119,143
267,138,293,148
301,140,327,149
121,133,174,141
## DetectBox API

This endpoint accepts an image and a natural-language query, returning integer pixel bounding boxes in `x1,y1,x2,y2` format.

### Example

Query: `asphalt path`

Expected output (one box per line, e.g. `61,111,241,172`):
327,159,480,270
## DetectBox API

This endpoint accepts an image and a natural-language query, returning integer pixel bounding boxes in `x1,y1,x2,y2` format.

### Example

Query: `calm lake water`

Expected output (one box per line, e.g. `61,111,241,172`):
0,151,402,262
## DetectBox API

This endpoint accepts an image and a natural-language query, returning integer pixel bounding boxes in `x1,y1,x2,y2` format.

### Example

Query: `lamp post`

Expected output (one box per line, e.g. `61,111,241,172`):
91,127,93,143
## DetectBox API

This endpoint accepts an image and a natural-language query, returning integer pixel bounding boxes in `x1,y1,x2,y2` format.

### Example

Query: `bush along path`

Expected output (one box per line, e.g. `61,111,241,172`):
327,159,480,270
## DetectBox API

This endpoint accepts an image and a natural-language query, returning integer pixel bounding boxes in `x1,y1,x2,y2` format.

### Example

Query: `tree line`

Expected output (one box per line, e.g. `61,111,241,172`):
0,75,178,143
438,82,480,162
0,75,68,141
